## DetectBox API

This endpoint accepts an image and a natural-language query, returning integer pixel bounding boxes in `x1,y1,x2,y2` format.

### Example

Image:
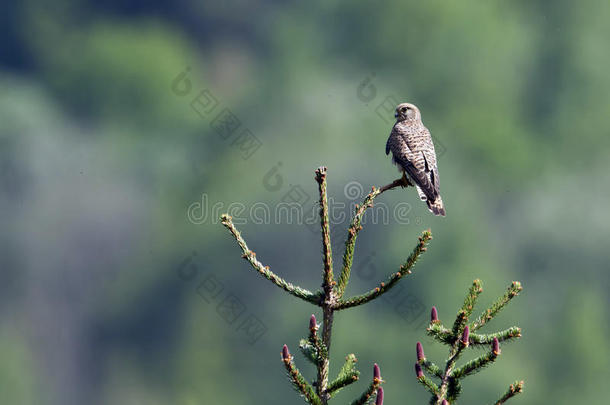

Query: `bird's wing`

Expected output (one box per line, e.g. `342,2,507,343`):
419,128,440,196
391,125,439,201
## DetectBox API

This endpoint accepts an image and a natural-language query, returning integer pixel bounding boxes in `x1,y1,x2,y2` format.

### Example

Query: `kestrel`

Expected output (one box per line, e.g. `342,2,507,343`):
386,103,446,216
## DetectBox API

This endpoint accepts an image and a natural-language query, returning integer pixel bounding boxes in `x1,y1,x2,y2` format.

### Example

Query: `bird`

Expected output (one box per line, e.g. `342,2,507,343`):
385,102,446,216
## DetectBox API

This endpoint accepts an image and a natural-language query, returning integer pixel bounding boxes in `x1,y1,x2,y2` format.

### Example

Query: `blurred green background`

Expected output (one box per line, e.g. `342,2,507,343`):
1,1,609,404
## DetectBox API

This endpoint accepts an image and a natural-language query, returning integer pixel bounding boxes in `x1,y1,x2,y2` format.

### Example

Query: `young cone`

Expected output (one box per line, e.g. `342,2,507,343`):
416,342,425,362
373,363,381,383
461,325,470,347
310,314,318,331
431,306,439,322
375,387,384,405
282,344,291,361
415,363,424,379
493,337,501,356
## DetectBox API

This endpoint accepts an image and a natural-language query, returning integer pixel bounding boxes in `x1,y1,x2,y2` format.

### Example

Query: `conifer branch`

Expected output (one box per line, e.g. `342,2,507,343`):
468,327,522,344
220,214,322,304
282,345,323,405
317,314,331,402
415,363,440,395
315,167,334,293
432,280,484,403
314,167,336,403
451,279,483,337
447,378,462,402
299,316,328,367
220,168,524,405
305,314,327,363
436,334,467,403
378,176,412,193
336,187,380,297
451,349,498,379
494,380,524,404
421,360,444,379
428,324,521,346
461,279,484,321
413,280,524,404
335,230,432,310
336,178,413,297
417,342,444,378
327,372,360,397
299,339,320,365
427,323,454,345
327,354,360,397
471,281,522,331
350,364,383,405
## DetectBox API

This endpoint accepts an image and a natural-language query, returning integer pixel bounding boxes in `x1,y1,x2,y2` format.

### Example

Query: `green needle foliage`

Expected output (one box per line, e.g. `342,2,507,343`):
327,354,359,397
221,167,421,405
221,167,525,404
414,280,524,404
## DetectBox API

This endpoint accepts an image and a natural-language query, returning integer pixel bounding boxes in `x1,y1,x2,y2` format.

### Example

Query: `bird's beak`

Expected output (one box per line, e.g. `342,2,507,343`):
394,112,398,118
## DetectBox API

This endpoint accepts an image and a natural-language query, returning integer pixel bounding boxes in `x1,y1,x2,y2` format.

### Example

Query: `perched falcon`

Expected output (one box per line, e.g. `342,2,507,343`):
386,103,446,216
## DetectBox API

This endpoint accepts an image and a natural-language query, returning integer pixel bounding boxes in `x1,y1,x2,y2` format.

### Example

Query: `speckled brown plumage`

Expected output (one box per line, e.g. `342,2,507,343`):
385,102,446,216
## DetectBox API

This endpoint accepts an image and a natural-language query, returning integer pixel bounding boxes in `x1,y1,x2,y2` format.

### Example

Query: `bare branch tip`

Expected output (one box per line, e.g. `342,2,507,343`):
314,166,327,181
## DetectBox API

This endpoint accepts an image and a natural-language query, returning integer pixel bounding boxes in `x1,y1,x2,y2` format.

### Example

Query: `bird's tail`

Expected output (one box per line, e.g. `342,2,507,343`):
426,196,446,217
415,185,446,217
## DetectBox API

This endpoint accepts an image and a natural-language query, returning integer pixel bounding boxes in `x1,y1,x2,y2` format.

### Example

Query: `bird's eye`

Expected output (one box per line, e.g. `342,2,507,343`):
401,108,407,112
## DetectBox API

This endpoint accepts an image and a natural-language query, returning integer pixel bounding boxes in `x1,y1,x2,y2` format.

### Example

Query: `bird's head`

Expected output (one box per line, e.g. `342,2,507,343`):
394,103,421,122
